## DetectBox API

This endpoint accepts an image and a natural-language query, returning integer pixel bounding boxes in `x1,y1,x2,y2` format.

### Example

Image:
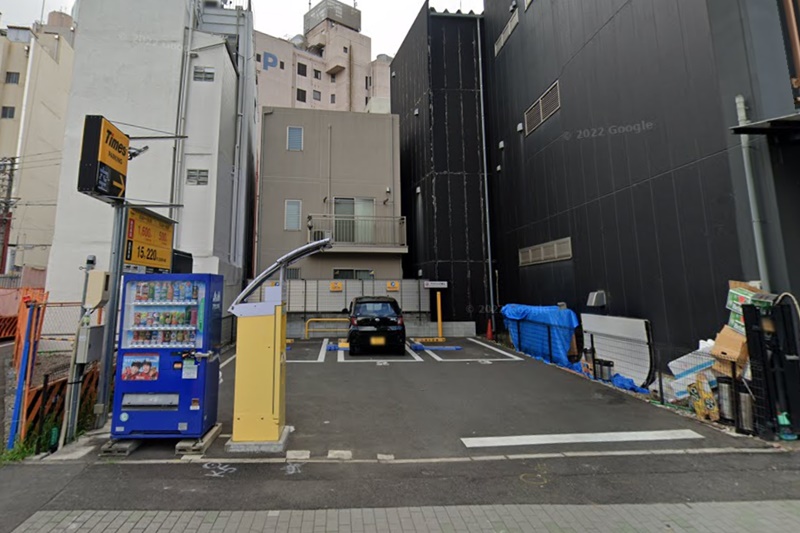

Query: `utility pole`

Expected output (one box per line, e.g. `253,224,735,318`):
0,157,17,273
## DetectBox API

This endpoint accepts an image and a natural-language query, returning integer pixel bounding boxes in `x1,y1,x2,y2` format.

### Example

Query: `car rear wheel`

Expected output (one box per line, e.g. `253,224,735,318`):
349,343,360,356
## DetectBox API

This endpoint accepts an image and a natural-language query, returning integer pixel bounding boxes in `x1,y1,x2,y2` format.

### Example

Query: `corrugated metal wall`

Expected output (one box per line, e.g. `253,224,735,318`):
392,3,490,326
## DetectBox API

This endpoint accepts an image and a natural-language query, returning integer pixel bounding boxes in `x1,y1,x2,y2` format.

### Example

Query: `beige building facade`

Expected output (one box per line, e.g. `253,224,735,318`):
1,13,75,271
255,0,390,114
258,107,405,280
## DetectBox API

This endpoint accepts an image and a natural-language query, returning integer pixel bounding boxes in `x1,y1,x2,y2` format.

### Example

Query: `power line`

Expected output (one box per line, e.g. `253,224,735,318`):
107,120,176,137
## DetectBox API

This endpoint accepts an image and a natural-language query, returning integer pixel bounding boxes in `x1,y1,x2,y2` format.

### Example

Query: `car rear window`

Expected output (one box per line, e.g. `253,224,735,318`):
354,302,398,317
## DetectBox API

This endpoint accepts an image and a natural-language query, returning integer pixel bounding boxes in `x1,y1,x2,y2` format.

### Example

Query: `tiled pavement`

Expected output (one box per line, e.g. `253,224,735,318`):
13,502,800,533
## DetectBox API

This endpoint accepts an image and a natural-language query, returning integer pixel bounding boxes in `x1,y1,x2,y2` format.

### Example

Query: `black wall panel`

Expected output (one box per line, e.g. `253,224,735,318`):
392,4,490,325
481,0,762,356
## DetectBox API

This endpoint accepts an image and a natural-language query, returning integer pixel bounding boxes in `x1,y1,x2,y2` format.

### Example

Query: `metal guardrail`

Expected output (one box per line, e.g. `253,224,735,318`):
307,214,407,248
305,318,350,339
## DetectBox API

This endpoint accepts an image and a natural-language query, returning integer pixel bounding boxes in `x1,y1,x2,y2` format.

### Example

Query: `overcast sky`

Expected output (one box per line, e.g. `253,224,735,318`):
0,0,484,58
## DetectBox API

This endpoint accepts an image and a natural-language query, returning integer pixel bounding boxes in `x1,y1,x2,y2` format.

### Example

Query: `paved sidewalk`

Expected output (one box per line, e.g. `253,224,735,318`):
13,502,800,532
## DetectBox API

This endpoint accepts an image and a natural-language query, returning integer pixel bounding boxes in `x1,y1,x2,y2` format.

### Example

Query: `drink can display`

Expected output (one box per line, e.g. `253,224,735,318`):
192,283,198,300
190,309,198,326
185,282,192,301
133,312,141,326
145,313,153,327
189,331,196,344
148,282,155,301
167,283,174,301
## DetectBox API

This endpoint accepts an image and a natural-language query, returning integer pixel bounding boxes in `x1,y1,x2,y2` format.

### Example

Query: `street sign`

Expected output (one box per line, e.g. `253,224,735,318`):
78,116,129,203
387,281,400,292
124,208,174,274
424,281,448,289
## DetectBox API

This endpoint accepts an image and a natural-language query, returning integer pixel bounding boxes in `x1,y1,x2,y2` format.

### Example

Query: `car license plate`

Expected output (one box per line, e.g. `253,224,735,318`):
370,337,386,346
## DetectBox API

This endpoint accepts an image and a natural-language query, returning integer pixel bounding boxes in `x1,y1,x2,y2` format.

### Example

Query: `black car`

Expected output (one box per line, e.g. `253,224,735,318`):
345,297,406,355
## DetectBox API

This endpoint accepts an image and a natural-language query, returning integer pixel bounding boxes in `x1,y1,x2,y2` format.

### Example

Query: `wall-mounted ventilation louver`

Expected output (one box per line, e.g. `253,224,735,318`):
494,8,520,56
524,80,561,136
519,237,572,267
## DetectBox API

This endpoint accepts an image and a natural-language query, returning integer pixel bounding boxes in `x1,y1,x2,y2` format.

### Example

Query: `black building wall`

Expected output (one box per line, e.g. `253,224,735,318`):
482,0,794,360
392,2,491,325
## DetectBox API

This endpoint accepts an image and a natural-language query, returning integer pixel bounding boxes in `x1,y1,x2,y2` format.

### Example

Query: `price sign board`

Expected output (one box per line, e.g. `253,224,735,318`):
124,208,175,274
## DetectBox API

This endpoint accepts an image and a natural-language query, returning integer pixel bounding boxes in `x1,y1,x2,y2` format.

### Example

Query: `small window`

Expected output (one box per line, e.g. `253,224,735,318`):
256,53,262,63
331,94,336,104
285,268,301,280
193,66,215,82
313,90,321,101
297,88,307,102
330,74,336,83
284,200,302,231
333,269,374,281
186,169,209,186
1,107,15,119
314,69,322,80
287,126,304,151
365,96,369,106
280,61,285,70
343,46,348,54
5,72,20,84
365,76,369,90
297,63,307,77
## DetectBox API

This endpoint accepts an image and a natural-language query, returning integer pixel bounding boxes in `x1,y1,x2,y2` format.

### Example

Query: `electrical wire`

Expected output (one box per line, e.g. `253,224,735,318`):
107,120,176,136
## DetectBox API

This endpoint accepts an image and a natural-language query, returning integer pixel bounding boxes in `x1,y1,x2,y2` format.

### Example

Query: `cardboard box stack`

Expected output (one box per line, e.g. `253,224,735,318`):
710,281,762,378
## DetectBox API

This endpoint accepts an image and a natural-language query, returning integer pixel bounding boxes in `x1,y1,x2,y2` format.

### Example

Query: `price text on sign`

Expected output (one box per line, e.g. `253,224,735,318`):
125,208,174,273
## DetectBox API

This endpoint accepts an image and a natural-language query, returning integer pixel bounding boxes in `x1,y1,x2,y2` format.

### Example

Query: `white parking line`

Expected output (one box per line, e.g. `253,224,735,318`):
337,347,423,363
467,338,524,360
288,338,328,364
220,353,237,369
461,429,705,449
420,344,522,364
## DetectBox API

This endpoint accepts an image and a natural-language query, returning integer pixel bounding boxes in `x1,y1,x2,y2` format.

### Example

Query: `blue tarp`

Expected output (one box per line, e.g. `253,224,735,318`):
502,304,581,372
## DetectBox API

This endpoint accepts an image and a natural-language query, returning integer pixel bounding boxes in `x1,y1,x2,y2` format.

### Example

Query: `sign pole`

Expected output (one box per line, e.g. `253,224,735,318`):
95,202,127,429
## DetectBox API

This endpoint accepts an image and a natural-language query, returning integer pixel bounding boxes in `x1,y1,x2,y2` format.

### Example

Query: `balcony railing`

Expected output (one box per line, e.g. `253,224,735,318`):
307,214,407,250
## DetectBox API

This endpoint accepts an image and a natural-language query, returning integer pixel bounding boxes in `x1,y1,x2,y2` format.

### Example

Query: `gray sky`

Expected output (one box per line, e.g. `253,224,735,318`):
0,0,484,58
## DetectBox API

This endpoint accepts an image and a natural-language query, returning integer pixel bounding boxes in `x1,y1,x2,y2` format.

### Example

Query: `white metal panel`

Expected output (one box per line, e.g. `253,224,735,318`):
318,281,346,312
345,280,363,310
581,313,653,387
306,280,319,312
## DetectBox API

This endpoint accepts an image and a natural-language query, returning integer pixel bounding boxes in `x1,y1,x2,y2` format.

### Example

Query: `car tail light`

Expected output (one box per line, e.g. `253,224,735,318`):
397,316,404,326
350,317,357,326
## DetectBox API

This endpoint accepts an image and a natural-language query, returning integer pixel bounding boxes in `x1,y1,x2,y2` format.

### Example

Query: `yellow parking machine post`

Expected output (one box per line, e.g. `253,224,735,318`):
225,239,331,453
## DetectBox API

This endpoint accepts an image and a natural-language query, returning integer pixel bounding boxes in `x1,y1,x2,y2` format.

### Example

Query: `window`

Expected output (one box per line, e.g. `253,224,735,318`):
5,72,20,84
1,107,15,119
314,69,322,80
313,90,321,101
285,268,301,280
330,74,336,82
333,269,375,281
193,66,215,82
280,61,285,70
365,76,369,90
186,169,209,186
297,88,307,102
256,53,262,63
284,200,302,231
331,94,336,104
365,96,369,106
334,198,375,243
297,62,307,77
287,126,303,151
343,46,348,54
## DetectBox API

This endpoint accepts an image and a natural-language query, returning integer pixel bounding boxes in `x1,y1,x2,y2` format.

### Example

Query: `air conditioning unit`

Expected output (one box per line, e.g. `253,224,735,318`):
312,230,332,241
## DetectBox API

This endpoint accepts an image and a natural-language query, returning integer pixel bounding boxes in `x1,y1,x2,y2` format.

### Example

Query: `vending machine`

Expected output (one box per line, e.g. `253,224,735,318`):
111,273,224,440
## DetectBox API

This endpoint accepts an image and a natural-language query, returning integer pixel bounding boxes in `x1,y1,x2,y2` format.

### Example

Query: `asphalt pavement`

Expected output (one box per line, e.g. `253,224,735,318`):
2,338,798,532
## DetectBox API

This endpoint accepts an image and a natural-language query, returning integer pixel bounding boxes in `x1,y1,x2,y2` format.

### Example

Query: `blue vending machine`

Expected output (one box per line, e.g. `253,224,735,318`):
112,273,224,440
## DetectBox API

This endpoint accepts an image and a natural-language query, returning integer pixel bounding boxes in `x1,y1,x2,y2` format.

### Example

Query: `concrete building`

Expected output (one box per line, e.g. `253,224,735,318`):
255,0,391,114
46,0,257,308
8,14,75,271
258,107,405,280
479,0,797,361
391,5,491,326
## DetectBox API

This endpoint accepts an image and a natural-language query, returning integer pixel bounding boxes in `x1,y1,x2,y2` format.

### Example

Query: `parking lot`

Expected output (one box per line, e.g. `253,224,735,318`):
102,337,772,463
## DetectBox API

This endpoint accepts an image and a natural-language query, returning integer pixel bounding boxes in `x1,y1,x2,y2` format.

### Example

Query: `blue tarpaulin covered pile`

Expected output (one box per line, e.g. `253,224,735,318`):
502,304,581,372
